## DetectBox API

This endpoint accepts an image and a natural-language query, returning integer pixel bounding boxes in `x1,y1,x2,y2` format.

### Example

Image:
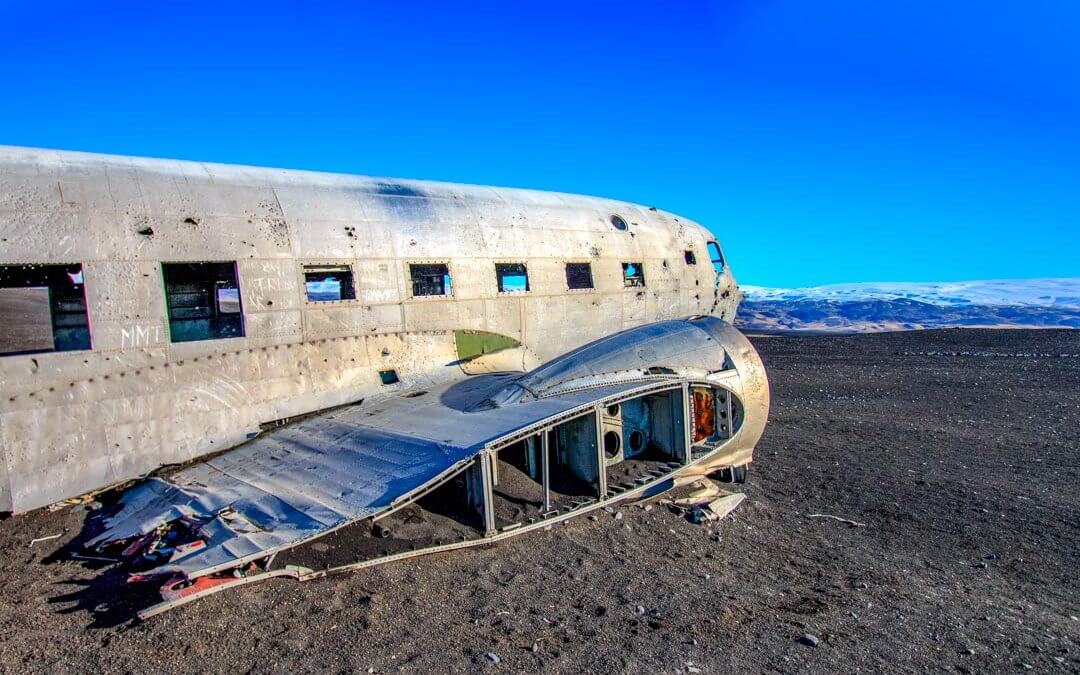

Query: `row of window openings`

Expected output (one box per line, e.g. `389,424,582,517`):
316,248,725,300
320,253,724,301
0,245,725,355
403,244,725,299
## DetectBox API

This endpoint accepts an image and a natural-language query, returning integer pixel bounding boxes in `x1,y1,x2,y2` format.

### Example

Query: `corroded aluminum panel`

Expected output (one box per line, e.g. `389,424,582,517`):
238,259,303,313
0,332,462,510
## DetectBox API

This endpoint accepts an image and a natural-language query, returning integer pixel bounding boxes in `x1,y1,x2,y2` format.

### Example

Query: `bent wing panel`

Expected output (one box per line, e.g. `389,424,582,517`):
89,375,658,578
89,420,466,575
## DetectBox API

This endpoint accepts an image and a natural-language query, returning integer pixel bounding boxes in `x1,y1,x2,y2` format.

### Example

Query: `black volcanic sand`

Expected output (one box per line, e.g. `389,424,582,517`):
0,329,1077,673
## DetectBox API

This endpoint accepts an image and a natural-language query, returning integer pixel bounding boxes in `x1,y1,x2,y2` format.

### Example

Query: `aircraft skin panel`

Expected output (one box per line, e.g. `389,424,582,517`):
0,145,749,521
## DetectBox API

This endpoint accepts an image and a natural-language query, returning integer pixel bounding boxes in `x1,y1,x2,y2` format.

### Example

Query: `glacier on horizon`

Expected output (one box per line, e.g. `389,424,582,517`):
742,278,1080,309
736,278,1080,333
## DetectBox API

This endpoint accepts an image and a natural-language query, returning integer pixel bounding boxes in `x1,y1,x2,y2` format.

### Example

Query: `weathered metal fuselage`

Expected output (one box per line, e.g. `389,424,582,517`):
0,145,767,514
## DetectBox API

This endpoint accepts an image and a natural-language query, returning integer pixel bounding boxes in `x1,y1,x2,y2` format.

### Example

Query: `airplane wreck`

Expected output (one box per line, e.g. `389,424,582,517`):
0,146,768,617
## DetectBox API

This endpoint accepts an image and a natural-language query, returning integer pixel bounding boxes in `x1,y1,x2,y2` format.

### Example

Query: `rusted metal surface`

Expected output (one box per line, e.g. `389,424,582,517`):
692,387,717,442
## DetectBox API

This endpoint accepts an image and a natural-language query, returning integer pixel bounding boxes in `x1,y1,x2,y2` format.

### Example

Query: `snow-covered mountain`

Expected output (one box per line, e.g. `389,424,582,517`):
736,278,1080,333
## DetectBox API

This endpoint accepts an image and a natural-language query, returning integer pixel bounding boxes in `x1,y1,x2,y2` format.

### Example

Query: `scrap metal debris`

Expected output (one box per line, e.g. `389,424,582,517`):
69,552,119,563
699,493,747,522
664,479,747,524
671,479,725,505
47,495,95,512
807,513,866,527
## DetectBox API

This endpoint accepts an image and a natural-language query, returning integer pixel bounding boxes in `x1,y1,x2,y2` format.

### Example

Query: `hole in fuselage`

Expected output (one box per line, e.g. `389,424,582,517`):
603,430,621,459
604,388,687,490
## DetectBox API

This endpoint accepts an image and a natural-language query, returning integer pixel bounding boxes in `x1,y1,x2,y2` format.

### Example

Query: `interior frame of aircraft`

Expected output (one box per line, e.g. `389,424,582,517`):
0,146,769,617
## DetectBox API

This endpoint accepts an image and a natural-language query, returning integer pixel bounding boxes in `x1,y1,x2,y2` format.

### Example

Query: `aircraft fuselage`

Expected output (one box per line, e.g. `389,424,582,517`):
0,145,754,514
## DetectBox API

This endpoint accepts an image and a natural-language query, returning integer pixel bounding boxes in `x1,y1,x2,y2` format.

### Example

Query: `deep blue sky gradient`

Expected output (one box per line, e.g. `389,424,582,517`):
1,1,1076,286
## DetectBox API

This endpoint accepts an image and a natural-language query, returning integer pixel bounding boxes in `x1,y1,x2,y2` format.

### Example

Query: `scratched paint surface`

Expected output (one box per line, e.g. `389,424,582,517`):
0,146,745,512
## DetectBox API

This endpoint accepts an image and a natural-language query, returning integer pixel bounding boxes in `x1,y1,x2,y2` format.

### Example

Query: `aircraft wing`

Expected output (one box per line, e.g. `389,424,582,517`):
82,316,769,617
89,374,663,577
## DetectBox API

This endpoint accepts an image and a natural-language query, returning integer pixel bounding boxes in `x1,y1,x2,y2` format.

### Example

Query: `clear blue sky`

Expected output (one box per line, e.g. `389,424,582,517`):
1,2,1076,287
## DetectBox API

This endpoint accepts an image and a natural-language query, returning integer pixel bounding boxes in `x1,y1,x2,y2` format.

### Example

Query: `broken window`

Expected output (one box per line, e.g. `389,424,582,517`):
495,263,529,293
684,250,697,265
162,262,245,343
622,262,645,288
303,264,356,302
409,263,452,297
379,369,399,385
706,241,725,274
565,262,593,290
0,264,91,356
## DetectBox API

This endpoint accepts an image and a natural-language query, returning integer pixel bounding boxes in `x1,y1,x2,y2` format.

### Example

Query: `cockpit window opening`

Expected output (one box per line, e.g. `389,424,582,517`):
0,263,91,356
622,262,645,288
304,264,356,302
409,263,452,297
610,214,628,231
565,262,594,290
706,241,726,274
162,262,245,343
495,263,529,293
684,250,697,265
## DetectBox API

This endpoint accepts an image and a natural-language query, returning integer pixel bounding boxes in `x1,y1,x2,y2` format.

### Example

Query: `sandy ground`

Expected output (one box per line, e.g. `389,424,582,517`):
0,328,1077,673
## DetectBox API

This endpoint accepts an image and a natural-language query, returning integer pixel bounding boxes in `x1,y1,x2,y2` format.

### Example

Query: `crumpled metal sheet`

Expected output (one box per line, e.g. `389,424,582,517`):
88,422,468,575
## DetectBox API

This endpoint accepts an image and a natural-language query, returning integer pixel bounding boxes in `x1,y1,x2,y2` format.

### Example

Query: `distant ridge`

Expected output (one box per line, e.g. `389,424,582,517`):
736,278,1080,333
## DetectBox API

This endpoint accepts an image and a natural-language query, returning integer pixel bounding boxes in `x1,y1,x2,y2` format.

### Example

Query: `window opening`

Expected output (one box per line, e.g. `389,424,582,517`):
0,264,91,355
565,262,593,290
495,263,529,293
706,242,726,274
410,263,452,297
304,264,356,301
162,262,245,343
622,262,645,288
